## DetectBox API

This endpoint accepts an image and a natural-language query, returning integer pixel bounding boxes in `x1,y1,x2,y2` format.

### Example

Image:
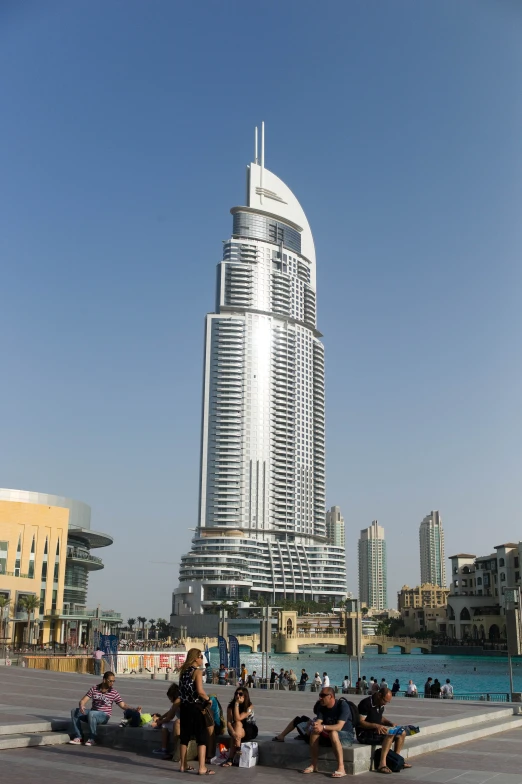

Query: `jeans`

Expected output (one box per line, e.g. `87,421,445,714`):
94,660,102,676
70,707,109,740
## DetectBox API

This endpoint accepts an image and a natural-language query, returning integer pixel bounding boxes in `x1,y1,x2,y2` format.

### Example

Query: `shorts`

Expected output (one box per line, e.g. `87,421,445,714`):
242,721,258,741
298,721,354,748
357,730,388,746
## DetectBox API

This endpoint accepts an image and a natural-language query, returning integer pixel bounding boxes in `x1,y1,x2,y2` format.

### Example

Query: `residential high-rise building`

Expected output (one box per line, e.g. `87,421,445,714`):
419,511,446,587
358,521,387,610
172,126,347,623
326,505,345,549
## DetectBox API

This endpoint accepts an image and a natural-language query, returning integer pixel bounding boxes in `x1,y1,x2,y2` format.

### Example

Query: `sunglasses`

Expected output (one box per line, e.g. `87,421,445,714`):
235,692,245,697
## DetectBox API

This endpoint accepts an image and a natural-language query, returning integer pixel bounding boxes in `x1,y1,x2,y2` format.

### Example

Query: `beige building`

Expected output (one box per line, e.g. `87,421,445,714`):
0,489,120,646
446,543,522,641
397,583,449,611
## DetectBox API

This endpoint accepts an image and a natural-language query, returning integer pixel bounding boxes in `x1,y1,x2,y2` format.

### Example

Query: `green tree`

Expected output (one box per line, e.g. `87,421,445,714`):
137,616,147,640
127,618,136,632
19,595,40,645
0,595,11,641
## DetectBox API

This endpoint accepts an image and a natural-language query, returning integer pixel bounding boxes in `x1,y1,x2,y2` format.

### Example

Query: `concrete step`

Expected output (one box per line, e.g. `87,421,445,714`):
417,706,515,737
0,731,71,750
0,719,68,736
259,711,522,775
404,714,522,759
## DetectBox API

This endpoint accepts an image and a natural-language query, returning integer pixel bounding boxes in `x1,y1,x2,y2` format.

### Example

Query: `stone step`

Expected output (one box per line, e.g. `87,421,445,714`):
259,711,522,775
0,719,68,736
417,706,515,737
403,714,522,759
0,731,71,750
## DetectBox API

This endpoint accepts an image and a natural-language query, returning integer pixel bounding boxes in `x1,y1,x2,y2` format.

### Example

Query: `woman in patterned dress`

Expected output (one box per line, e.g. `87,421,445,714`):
179,648,215,775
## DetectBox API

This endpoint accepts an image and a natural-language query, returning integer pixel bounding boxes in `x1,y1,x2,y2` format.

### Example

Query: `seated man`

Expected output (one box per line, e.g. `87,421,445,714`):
357,687,412,774
272,686,355,778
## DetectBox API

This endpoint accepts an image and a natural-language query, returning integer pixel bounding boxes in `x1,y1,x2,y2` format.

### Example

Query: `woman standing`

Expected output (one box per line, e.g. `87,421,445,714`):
179,648,215,775
221,687,258,767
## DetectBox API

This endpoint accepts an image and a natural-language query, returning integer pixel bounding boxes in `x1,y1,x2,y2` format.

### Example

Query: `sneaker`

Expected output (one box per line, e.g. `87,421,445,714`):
68,737,82,745
84,739,96,746
152,748,169,755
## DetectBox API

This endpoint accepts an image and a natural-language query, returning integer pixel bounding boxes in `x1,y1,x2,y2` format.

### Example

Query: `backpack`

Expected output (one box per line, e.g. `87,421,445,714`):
209,695,225,734
338,697,359,734
374,748,405,773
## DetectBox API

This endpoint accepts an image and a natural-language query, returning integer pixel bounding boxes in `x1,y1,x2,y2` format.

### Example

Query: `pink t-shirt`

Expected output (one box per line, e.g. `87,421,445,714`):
86,686,123,715
93,650,104,660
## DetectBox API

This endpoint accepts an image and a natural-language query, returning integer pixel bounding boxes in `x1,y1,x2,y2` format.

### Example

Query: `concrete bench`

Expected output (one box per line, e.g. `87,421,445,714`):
215,732,372,775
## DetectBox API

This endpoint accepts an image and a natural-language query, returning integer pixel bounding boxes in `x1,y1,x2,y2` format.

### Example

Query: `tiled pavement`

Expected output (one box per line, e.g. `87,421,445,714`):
1,668,522,782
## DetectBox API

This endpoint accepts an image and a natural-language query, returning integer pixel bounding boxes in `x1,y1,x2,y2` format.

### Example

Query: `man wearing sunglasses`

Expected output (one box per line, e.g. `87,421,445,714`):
272,686,354,778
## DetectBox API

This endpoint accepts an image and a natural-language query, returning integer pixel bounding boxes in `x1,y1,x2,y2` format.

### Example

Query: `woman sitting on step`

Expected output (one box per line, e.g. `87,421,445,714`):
221,687,258,767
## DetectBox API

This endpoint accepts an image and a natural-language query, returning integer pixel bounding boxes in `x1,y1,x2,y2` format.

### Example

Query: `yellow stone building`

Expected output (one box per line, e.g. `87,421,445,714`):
0,489,120,646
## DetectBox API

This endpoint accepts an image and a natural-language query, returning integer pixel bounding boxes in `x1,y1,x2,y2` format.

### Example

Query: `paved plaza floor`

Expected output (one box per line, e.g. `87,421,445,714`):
1,668,522,782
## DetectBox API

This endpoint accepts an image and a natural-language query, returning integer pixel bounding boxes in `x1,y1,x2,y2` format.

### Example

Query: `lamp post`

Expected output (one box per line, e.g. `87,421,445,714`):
504,587,521,701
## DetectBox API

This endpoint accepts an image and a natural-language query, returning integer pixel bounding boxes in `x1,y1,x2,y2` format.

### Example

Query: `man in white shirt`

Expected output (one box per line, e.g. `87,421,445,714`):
441,679,454,699
322,672,330,688
406,680,418,697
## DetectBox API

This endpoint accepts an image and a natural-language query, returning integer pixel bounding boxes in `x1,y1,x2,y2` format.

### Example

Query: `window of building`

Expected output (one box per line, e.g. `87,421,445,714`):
0,541,8,574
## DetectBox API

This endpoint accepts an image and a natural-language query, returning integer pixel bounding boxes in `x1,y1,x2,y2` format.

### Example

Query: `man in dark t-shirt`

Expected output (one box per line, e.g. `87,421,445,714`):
357,688,412,773
272,686,354,776
299,669,309,692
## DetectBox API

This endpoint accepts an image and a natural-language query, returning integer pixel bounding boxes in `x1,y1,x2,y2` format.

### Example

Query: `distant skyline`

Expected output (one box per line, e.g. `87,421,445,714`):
1,0,521,617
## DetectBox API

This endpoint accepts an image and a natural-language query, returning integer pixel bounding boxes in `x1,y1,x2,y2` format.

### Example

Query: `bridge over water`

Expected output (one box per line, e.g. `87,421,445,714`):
183,632,432,655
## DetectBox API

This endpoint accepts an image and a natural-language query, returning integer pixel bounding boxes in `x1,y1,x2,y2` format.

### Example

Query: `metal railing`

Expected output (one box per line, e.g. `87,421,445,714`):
66,547,103,566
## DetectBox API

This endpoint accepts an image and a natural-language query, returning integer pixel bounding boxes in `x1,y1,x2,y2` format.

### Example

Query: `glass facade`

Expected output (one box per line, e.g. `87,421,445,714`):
232,211,302,255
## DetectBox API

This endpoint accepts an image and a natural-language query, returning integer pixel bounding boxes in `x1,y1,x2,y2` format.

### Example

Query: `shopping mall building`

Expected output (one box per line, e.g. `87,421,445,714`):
0,488,121,646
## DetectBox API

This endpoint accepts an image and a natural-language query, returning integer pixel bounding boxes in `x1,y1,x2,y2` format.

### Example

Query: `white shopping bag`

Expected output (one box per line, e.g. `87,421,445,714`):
239,741,259,768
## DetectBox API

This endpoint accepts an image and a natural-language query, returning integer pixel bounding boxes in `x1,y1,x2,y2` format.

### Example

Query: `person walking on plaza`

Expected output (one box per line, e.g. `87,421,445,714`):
391,679,400,696
270,667,277,688
424,677,433,698
299,668,309,692
357,687,413,774
342,675,351,693
92,647,103,677
441,679,454,699
313,672,322,690
179,648,215,775
271,685,355,778
322,672,330,688
288,669,298,691
69,671,140,746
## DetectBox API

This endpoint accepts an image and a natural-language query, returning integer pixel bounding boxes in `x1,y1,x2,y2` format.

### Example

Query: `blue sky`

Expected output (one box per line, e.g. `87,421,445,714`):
1,0,521,618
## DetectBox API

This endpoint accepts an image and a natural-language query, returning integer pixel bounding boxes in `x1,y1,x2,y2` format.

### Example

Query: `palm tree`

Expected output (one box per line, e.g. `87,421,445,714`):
20,595,40,645
0,596,11,641
137,616,147,640
127,618,136,634
148,619,156,640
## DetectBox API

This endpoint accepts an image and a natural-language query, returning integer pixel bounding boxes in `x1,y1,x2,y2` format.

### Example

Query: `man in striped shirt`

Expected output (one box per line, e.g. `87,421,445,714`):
69,671,141,746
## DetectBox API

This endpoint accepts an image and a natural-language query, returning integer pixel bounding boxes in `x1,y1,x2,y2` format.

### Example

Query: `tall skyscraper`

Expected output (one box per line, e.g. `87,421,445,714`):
173,126,347,621
326,505,345,549
419,510,446,587
358,521,387,610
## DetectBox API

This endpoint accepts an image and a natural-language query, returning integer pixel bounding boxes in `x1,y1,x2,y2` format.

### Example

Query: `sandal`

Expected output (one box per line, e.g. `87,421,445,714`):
198,771,216,776
378,766,393,774
332,773,347,779
302,766,318,774
220,760,234,767
403,763,412,769
181,767,195,772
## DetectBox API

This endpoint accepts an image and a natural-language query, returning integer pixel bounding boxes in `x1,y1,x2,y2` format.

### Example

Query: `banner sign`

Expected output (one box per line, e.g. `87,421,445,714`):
228,635,239,673
100,634,118,673
217,635,228,668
